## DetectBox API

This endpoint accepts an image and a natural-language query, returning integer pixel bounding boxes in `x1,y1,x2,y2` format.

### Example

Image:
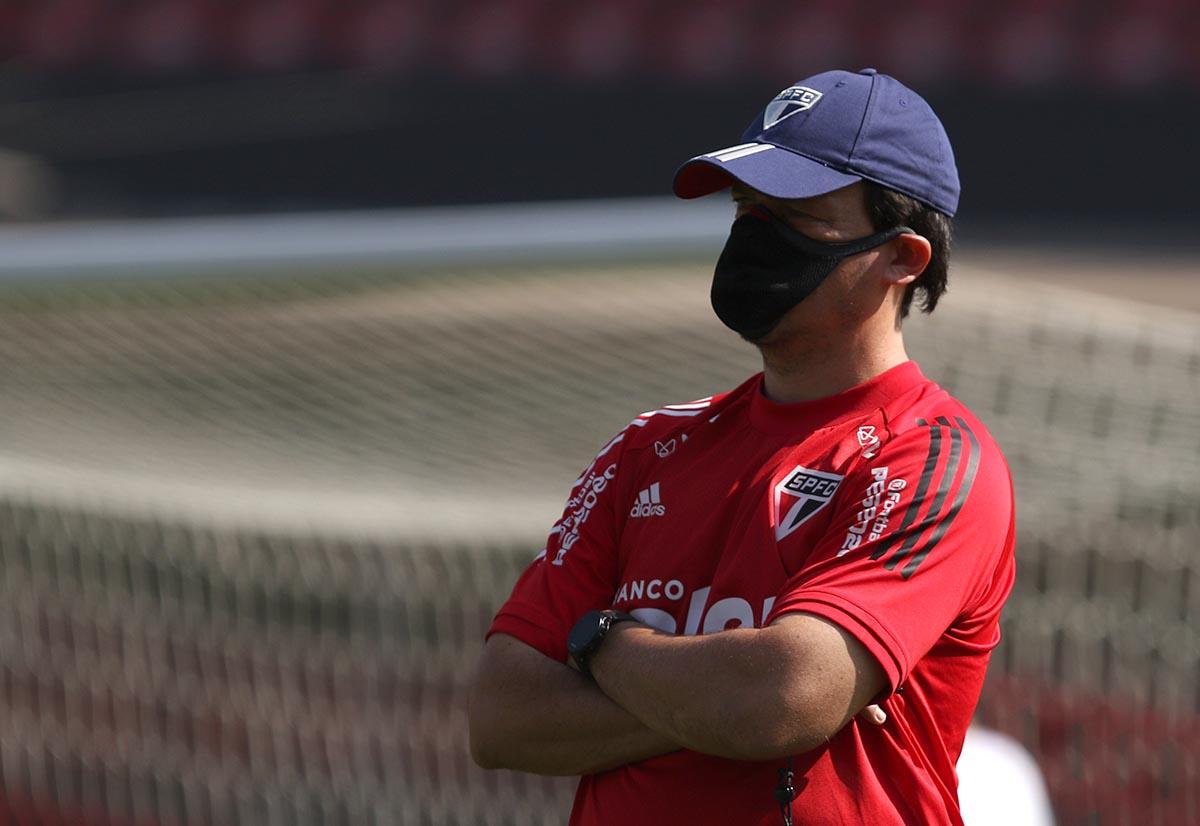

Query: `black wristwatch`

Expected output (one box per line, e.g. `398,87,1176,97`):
567,609,638,679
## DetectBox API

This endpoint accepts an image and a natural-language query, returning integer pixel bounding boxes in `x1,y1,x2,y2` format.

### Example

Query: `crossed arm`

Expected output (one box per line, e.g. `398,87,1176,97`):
467,612,887,774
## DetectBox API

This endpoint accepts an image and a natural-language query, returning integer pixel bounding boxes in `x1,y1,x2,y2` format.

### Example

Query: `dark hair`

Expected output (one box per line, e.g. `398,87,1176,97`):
862,182,954,318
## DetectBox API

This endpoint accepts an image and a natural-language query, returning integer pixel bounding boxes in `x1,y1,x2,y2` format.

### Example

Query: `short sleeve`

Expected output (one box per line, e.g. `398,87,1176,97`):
486,426,633,661
766,416,1015,693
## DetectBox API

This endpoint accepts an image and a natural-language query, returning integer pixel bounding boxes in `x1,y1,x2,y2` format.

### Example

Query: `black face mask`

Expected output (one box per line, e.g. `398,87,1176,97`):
711,210,913,341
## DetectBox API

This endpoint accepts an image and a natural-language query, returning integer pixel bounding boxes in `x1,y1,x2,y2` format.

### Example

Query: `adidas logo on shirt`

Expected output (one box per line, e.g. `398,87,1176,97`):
629,483,666,518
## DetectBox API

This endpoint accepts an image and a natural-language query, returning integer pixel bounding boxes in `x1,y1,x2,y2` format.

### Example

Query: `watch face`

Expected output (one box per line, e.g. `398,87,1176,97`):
568,610,603,659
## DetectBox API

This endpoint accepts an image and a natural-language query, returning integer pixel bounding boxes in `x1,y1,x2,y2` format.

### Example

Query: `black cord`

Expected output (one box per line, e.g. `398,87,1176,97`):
774,757,795,826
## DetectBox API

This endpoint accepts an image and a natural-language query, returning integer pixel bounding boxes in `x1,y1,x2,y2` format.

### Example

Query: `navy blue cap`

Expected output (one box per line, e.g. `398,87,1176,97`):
673,68,960,216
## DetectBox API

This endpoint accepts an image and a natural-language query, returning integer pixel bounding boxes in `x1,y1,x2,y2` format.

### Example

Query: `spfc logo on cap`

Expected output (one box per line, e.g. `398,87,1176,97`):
774,465,843,540
763,86,823,130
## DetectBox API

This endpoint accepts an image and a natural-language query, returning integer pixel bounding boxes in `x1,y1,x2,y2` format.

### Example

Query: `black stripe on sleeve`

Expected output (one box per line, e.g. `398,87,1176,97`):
870,420,941,561
884,418,962,572
900,417,982,579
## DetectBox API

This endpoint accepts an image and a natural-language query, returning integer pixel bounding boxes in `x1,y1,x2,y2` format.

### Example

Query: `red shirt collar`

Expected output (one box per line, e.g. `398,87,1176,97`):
749,361,926,435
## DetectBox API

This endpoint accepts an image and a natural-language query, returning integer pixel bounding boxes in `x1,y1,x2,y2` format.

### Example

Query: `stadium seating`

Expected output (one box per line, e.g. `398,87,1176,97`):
0,0,1195,88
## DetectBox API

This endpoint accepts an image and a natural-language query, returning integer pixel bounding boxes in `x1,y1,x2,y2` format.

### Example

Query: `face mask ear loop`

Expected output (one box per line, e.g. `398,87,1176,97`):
732,206,915,257
768,220,918,258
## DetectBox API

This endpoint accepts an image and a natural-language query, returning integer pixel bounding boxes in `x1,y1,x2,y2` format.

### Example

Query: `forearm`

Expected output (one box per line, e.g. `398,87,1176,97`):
468,633,681,776
588,617,878,761
588,624,805,760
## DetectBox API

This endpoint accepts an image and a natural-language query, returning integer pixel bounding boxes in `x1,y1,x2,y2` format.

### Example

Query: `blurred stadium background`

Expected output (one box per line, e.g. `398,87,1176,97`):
0,1,1198,825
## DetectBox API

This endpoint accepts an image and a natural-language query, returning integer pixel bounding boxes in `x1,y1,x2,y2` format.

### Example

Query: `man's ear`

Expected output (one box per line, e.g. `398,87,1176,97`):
882,233,932,286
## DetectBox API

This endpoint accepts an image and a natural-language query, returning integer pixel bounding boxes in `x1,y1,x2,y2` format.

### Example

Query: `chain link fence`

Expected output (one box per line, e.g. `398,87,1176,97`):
0,226,1196,824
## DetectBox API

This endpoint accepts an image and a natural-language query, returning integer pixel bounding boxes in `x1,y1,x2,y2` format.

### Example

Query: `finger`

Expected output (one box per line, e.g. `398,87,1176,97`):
860,704,887,725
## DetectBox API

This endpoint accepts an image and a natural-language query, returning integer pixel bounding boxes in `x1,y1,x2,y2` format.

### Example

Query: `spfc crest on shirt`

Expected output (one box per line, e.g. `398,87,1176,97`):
773,465,844,541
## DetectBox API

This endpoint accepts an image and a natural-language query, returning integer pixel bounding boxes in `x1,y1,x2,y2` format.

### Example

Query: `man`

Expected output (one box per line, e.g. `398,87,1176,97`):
468,68,1016,826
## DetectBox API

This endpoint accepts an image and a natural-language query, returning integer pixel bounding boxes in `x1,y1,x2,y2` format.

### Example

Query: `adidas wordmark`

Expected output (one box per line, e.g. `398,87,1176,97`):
629,483,666,518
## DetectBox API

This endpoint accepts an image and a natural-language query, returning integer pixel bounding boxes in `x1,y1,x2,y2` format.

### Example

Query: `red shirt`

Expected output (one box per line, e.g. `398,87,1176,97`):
488,362,1016,825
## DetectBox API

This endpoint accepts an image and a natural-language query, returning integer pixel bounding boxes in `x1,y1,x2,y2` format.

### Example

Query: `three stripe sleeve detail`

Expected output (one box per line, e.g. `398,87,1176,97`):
869,423,941,562
871,417,981,579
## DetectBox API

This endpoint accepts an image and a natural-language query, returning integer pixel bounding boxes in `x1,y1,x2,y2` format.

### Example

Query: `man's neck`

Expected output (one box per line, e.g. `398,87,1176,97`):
758,331,910,405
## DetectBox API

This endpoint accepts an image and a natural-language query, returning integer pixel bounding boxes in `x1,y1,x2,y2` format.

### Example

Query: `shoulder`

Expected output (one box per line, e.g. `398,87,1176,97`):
879,377,1009,476
839,382,1014,570
616,375,759,455
565,376,757,495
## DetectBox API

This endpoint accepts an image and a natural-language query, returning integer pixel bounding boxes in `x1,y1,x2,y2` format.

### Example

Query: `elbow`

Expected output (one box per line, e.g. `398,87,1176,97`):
730,724,833,763
468,728,503,771
751,722,833,761
466,709,495,769
708,684,836,761
466,681,508,770
467,711,514,772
